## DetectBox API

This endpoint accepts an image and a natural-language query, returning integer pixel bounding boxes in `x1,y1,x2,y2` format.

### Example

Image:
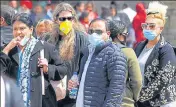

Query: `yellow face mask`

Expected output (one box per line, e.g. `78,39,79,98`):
59,21,72,35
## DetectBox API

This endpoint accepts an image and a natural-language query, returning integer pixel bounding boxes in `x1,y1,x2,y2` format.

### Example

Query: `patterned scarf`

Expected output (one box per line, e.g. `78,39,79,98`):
17,37,38,107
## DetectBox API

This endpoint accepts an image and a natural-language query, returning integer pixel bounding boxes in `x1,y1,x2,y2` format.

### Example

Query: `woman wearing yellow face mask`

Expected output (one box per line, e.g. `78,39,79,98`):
135,1,176,107
48,2,89,107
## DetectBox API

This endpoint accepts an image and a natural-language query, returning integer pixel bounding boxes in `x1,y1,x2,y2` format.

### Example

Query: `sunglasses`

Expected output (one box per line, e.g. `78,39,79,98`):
120,32,128,37
58,17,74,21
141,23,157,30
88,29,104,35
147,11,159,15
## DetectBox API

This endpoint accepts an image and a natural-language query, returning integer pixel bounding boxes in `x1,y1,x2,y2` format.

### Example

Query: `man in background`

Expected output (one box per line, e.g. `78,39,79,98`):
122,3,136,23
0,5,15,50
8,0,18,13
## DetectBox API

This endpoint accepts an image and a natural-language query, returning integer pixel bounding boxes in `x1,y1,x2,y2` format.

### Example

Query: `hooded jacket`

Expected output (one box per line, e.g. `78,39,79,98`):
132,3,147,46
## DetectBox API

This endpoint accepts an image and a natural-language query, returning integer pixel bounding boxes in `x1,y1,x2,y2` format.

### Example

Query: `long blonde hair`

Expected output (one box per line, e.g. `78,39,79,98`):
52,2,85,61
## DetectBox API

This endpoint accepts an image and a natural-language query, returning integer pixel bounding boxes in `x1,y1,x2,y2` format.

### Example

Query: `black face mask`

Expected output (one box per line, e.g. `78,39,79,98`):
120,40,126,46
118,35,127,46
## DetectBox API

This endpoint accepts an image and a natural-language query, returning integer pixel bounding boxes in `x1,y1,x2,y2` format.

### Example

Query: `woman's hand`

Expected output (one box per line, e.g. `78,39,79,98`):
38,58,48,73
2,37,21,55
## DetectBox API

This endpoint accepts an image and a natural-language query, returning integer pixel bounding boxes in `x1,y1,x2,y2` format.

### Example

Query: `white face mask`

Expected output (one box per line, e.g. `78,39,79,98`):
19,36,30,46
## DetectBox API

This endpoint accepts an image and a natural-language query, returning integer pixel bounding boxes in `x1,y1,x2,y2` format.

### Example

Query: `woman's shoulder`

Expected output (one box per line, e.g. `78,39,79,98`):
122,48,135,55
75,30,88,38
43,41,56,48
75,30,89,47
122,48,137,59
159,42,175,55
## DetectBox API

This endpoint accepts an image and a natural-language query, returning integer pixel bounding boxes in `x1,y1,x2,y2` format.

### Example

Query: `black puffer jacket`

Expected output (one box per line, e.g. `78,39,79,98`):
79,41,127,107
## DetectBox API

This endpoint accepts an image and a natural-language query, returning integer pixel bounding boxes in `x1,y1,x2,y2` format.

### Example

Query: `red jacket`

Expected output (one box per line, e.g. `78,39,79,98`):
132,3,146,46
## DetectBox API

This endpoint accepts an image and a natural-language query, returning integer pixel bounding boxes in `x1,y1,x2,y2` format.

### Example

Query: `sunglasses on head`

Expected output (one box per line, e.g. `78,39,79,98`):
58,17,74,21
88,29,104,35
141,23,156,30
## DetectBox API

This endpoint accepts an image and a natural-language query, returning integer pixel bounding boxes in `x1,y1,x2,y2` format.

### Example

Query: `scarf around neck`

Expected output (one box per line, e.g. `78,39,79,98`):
17,36,38,107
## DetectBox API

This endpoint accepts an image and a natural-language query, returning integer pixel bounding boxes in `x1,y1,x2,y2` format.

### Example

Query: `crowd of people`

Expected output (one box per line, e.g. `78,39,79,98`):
1,0,176,107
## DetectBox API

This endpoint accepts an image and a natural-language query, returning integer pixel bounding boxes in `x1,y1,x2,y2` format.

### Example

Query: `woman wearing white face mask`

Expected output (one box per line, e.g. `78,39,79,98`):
2,13,67,107
134,1,176,107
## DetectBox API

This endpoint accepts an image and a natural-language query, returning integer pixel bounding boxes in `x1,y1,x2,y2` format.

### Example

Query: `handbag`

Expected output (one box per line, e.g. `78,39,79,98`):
50,76,67,101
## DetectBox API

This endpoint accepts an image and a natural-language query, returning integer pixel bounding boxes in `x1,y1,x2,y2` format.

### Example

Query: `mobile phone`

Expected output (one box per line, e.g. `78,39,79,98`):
19,36,30,46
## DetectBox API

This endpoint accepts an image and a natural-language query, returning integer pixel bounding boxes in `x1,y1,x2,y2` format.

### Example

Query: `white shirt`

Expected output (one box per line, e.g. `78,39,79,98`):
123,7,136,22
138,46,154,86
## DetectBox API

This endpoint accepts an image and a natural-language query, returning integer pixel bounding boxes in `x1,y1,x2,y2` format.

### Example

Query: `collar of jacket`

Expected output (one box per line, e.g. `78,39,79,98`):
91,40,112,55
81,40,112,57
113,42,127,49
136,35,166,57
9,41,44,65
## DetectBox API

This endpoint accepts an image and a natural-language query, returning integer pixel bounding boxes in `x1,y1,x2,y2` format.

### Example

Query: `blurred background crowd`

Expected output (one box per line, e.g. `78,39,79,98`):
1,1,176,107
1,0,176,47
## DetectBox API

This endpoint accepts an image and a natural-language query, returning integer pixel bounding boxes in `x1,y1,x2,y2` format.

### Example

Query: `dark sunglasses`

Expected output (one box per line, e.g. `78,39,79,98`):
141,23,156,30
58,17,74,21
88,29,104,35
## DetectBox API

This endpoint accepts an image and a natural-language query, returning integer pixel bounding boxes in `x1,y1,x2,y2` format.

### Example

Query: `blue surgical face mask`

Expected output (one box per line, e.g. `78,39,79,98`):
143,29,157,40
88,33,104,46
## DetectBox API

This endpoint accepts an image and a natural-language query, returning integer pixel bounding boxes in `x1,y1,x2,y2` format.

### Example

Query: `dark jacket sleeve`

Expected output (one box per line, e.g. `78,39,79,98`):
0,52,12,73
103,47,127,107
2,74,24,107
45,43,68,80
139,44,176,102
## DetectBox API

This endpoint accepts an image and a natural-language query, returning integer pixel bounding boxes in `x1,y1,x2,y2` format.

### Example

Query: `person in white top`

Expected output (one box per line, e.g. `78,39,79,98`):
122,3,136,23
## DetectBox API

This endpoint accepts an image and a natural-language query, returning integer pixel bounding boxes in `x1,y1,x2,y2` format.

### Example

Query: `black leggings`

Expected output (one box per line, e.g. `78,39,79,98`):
57,96,76,107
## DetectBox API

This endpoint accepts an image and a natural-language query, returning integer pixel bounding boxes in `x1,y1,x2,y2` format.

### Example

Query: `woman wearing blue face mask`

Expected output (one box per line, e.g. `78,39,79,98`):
134,1,176,107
